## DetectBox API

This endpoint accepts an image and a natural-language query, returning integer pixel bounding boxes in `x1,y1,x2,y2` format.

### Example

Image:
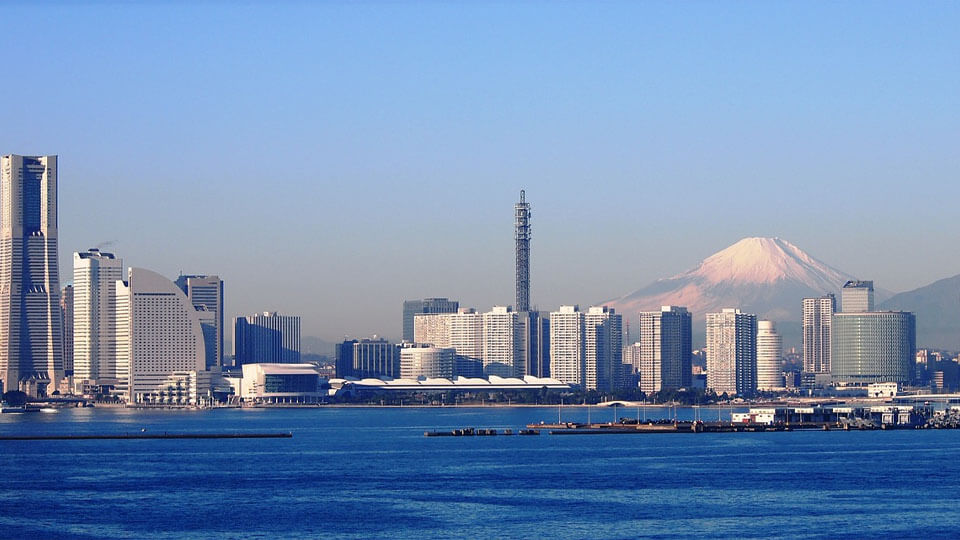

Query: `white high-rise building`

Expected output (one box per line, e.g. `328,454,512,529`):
549,305,584,386
0,154,64,396
400,344,456,379
118,268,206,404
802,294,835,373
638,306,692,393
706,309,757,396
584,306,622,392
482,306,524,377
73,249,124,384
756,320,783,390
841,280,874,312
414,308,484,377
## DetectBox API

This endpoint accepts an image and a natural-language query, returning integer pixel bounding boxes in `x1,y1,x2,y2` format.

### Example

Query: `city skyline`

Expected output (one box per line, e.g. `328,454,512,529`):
2,3,958,341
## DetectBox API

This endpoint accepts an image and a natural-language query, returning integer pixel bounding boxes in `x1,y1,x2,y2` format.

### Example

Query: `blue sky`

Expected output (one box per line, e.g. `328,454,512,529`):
1,2,958,342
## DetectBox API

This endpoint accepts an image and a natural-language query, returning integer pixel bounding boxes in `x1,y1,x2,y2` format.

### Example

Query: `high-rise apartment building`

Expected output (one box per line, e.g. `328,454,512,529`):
841,280,874,312
73,249,124,384
637,306,692,393
802,294,835,374
482,306,525,377
400,344,455,379
175,274,224,369
402,297,459,342
706,309,757,396
549,305,584,386
234,312,301,366
584,306,623,392
832,311,915,385
756,320,783,390
0,154,64,396
61,285,74,375
414,308,485,377
523,311,549,378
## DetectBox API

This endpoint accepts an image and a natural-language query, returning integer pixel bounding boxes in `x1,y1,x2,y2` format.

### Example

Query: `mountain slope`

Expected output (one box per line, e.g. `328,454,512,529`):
879,274,960,350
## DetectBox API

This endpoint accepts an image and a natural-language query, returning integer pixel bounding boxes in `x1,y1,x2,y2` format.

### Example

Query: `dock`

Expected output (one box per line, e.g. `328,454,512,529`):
0,432,293,441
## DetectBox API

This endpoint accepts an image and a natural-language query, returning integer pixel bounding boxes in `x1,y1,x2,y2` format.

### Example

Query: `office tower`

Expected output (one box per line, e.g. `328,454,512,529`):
73,249,124,383
523,311,550,378
706,309,758,396
234,312,301,366
400,344,456,379
175,274,224,369
352,338,400,378
414,308,485,377
802,294,836,374
0,154,64,396
61,285,74,375
550,305,584,386
841,280,874,312
832,311,916,384
515,190,531,312
482,306,525,377
756,320,783,390
583,306,623,391
402,297,459,342
638,306,693,393
334,339,357,378
118,268,206,403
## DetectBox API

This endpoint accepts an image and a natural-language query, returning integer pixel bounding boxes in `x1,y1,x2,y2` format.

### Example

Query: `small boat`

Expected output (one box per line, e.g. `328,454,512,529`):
39,408,58,413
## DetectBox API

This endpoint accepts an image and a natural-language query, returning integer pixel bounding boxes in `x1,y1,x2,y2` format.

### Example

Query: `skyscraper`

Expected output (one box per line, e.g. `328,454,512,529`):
400,344,455,379
706,309,757,396
482,306,525,377
515,190,531,312
802,294,835,373
549,305,584,386
175,274,224,369
832,311,916,385
234,312,301,366
0,154,64,396
73,249,124,384
584,306,622,392
756,320,783,390
351,338,399,378
402,297,459,342
414,308,484,377
638,306,692,393
841,280,874,312
61,284,73,375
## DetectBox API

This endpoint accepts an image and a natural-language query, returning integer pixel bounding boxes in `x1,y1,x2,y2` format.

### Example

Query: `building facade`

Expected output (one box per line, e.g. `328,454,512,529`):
234,312,301,366
756,320,783,390
638,306,692,393
414,308,485,377
400,344,456,379
175,274,224,369
831,311,916,385
0,154,64,396
402,297,459,342
61,284,73,375
706,309,757,396
583,306,623,392
352,338,399,378
482,306,525,377
550,305,584,386
802,294,835,374
73,249,124,384
841,280,874,312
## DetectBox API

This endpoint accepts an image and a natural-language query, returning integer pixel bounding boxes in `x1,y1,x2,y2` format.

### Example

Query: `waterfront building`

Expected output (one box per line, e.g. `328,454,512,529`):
841,280,874,312
73,249,124,385
351,338,400,378
402,297,459,342
482,306,525,377
233,363,324,403
234,312,301,366
584,306,623,392
400,344,456,379
118,268,207,403
831,311,916,385
550,305,584,386
334,339,357,378
638,306,692,393
175,274,224,369
61,285,74,375
0,154,64,396
414,308,485,377
756,320,783,390
706,309,757,396
802,294,835,373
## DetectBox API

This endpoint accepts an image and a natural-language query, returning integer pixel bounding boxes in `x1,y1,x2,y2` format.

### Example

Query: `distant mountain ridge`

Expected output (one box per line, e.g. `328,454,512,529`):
880,274,960,350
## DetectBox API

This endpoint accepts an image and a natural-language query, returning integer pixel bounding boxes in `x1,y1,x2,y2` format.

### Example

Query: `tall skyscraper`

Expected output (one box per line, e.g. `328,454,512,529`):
482,306,525,377
832,311,916,385
550,305,584,386
175,274,224,369
802,294,835,373
515,190,531,312
402,297,459,342
0,154,64,396
756,320,783,390
61,284,74,375
706,309,757,396
841,280,874,312
638,306,692,394
523,311,550,378
414,308,484,377
73,249,124,384
584,306,622,392
234,312,301,366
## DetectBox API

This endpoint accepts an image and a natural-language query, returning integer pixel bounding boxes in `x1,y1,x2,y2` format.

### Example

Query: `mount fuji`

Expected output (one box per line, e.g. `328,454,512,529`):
606,237,882,346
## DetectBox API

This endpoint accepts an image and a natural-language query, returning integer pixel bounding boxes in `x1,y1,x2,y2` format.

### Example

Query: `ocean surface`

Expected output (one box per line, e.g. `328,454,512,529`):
2,405,960,539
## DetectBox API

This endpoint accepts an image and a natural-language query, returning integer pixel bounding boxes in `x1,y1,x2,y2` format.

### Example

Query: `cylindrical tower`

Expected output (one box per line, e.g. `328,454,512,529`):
757,320,783,390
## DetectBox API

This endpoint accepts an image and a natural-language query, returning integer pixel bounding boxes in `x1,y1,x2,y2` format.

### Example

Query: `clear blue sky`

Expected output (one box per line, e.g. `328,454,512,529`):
1,2,958,343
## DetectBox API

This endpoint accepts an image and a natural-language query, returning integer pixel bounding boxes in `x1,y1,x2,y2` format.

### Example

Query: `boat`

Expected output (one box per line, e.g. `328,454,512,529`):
39,407,59,413
1,402,26,413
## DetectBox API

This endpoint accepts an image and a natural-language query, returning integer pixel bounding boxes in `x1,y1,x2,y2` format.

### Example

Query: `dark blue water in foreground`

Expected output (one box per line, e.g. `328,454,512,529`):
3,406,960,539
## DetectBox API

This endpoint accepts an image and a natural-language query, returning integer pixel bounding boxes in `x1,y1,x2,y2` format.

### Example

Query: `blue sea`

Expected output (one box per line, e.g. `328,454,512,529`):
2,405,960,539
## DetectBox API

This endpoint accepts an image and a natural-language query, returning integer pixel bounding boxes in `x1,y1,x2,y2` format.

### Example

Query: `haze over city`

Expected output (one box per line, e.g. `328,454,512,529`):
1,2,958,341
